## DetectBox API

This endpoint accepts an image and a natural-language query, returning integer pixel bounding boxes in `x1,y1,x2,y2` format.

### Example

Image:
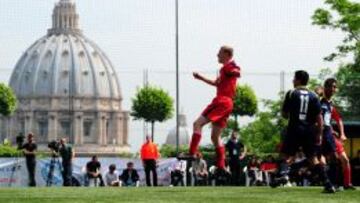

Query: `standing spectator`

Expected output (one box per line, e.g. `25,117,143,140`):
191,152,208,186
120,162,140,187
225,131,245,185
59,138,74,186
22,133,37,187
140,135,160,186
86,155,105,186
105,164,119,187
351,150,360,186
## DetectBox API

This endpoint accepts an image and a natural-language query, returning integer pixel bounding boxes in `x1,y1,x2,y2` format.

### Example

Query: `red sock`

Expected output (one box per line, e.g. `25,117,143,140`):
344,165,352,187
216,146,226,169
189,132,201,155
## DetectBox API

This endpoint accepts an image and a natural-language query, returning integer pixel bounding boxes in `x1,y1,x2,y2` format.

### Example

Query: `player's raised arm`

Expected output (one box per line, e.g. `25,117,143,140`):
193,72,218,86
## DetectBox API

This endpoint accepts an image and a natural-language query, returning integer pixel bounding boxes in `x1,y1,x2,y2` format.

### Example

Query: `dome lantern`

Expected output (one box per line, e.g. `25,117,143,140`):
48,0,81,35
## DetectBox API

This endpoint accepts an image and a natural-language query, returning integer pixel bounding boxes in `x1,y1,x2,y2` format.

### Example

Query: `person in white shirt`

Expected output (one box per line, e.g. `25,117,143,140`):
105,164,120,187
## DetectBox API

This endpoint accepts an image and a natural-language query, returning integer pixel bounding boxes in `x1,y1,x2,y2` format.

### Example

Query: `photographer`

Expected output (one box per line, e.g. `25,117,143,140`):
22,133,37,187
58,138,75,186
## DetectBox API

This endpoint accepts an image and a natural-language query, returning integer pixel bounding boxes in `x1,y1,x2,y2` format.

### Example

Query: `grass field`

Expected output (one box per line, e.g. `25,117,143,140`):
0,187,358,203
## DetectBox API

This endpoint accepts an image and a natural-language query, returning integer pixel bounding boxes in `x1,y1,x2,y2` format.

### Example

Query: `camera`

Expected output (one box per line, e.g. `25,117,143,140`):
48,140,60,153
16,133,25,150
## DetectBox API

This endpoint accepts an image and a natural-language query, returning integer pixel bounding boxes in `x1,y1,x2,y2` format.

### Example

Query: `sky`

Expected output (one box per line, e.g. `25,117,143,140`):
0,0,349,152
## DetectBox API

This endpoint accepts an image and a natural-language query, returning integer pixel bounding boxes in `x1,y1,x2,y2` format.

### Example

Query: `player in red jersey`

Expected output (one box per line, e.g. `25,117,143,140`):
323,78,356,190
178,46,241,170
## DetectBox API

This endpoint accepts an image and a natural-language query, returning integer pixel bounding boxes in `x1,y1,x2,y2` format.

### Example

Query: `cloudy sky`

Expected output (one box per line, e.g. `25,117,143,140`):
0,0,347,151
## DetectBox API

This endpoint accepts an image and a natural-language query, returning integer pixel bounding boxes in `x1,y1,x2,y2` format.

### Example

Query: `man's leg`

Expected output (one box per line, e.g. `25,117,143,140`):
189,116,210,155
26,159,36,187
97,173,105,186
233,162,241,186
62,163,67,186
151,160,158,186
68,164,73,186
211,124,225,169
171,171,175,185
144,161,151,186
311,156,335,193
29,160,36,187
339,152,355,189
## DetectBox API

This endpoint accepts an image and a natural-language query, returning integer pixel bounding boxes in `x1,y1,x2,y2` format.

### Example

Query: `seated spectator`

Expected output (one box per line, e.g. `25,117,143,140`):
85,155,104,186
269,159,291,188
290,150,311,186
105,164,120,187
191,152,208,186
213,163,232,186
261,155,277,173
351,150,360,186
120,162,140,187
170,160,186,186
260,155,277,185
247,156,262,186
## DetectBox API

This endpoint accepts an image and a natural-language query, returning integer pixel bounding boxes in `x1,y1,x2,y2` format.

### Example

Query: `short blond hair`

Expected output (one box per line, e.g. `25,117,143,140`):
221,45,234,57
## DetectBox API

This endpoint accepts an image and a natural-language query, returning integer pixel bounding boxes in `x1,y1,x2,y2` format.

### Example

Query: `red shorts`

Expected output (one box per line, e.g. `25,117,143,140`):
201,96,233,128
335,139,345,155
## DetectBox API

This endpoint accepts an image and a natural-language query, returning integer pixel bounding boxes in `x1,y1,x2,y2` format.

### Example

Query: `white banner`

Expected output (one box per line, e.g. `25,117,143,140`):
0,158,181,187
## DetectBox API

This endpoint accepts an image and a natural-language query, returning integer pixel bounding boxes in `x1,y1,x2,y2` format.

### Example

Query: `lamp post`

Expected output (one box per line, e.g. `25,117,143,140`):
175,0,180,154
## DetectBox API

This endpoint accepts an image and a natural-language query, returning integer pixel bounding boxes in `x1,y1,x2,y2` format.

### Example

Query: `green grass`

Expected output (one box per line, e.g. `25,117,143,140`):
0,187,358,203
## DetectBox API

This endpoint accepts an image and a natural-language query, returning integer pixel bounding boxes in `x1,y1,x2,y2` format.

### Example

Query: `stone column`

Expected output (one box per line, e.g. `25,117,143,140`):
56,13,60,28
122,112,129,145
116,113,123,145
25,112,34,135
74,112,83,145
8,116,18,141
112,113,120,145
102,118,107,146
96,113,103,145
48,112,58,142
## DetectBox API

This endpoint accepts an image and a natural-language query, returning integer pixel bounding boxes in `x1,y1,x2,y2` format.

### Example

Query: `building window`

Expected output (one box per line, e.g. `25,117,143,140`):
83,121,92,137
60,121,71,138
38,121,48,138
20,120,25,136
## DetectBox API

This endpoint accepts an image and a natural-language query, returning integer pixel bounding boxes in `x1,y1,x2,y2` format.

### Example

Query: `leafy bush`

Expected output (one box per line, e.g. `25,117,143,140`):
0,144,21,157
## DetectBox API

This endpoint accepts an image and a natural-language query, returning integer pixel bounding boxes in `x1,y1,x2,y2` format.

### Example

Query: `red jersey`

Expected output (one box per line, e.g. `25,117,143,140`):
216,61,241,98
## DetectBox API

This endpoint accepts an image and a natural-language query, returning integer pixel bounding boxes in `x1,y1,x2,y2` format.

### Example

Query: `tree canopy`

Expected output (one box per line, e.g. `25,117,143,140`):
0,83,17,116
131,85,174,141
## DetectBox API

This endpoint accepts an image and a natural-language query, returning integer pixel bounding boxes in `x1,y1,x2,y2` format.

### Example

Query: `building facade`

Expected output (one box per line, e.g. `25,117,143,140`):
0,0,129,154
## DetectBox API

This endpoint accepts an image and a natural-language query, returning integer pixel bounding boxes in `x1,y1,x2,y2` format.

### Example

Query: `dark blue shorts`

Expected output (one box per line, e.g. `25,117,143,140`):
321,127,336,155
281,125,317,157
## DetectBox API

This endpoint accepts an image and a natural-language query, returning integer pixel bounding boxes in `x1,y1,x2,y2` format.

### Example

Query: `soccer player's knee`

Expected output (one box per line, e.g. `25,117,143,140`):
342,155,349,164
193,121,201,130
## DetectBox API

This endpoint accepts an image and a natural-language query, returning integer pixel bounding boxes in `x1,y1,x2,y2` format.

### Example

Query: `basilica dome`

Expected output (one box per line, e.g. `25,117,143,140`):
9,0,121,100
1,0,129,155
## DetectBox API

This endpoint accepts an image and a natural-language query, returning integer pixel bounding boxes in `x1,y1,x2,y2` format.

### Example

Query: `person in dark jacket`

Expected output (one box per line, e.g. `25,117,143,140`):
120,162,140,187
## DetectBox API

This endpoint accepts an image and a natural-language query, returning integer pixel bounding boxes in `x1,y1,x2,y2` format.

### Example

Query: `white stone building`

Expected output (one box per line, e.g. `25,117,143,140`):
165,113,190,146
0,0,130,154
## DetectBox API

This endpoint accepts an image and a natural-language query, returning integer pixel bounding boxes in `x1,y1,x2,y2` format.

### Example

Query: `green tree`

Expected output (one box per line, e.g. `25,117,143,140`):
308,68,334,90
232,84,258,125
312,0,360,118
240,96,287,155
131,86,174,141
0,83,17,116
